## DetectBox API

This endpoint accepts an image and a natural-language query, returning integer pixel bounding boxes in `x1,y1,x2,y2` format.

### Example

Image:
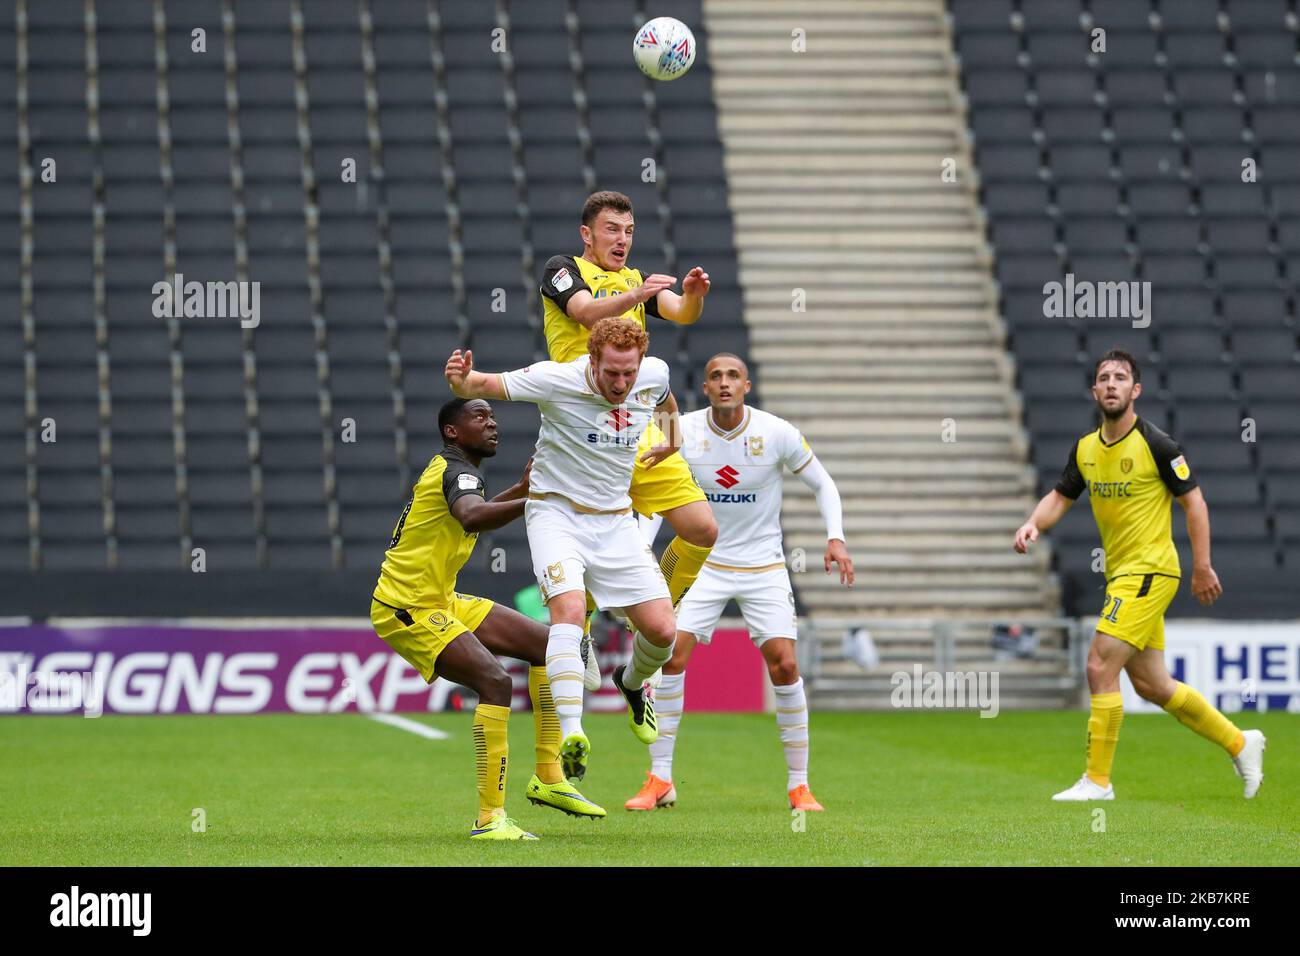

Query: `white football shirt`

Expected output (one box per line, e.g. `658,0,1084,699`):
500,355,670,512
679,406,814,568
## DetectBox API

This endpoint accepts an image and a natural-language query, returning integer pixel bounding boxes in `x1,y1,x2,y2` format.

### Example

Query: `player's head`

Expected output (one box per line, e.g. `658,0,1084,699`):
587,317,648,403
579,190,634,272
702,352,751,413
439,397,499,457
1091,348,1142,420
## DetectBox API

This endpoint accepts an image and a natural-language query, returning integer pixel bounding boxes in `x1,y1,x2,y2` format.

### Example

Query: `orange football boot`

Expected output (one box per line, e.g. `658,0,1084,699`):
788,784,825,811
624,772,677,811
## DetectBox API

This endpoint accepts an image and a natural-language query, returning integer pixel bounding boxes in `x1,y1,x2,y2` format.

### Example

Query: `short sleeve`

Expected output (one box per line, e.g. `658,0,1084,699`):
539,255,589,314
644,356,671,404
1053,440,1086,499
441,458,486,509
500,361,562,404
784,422,815,473
1144,423,1199,496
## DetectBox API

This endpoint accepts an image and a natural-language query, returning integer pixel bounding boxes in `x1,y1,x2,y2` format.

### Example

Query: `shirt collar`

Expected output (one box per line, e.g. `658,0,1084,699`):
442,444,472,465
1097,417,1140,448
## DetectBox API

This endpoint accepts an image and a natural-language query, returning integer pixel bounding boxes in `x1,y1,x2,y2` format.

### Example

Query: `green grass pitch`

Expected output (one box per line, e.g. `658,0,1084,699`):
2,711,1294,866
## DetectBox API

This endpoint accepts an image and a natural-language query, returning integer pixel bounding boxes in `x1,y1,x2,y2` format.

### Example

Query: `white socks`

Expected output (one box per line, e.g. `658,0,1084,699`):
773,677,810,790
623,630,673,690
545,622,586,739
646,674,811,791
649,671,685,780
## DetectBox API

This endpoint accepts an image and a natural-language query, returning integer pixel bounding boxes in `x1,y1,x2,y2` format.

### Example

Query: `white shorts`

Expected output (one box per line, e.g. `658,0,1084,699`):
525,497,670,612
675,564,797,646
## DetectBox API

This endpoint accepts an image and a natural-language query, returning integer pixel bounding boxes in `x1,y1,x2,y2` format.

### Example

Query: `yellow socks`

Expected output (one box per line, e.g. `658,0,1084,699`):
473,703,510,826
659,536,712,606
1163,682,1245,756
528,666,563,784
1085,692,1124,787
1081,682,1244,791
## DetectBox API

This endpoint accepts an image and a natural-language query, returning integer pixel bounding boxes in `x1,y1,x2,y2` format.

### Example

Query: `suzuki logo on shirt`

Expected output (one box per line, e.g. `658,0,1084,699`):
706,491,756,503
715,465,740,489
587,406,641,446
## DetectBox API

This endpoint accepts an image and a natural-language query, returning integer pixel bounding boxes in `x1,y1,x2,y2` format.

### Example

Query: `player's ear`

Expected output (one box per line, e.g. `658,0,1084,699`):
1132,380,1142,400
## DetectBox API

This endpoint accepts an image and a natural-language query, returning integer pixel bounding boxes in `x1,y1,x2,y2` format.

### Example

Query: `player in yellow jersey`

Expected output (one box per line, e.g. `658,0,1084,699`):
1014,349,1265,800
539,190,718,681
371,398,606,839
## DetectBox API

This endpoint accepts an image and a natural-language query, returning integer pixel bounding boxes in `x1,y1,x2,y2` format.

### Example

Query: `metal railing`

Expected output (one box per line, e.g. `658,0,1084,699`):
799,616,1092,707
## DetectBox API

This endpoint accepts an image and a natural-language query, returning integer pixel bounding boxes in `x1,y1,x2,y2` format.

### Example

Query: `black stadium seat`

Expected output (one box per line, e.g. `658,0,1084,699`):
0,0,742,611
953,0,1298,613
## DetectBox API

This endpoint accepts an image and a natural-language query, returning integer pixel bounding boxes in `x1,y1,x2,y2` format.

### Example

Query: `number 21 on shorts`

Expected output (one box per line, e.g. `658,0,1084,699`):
1101,593,1123,623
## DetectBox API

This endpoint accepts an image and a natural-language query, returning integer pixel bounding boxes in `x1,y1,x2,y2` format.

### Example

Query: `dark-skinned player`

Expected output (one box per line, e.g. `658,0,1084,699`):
370,397,606,840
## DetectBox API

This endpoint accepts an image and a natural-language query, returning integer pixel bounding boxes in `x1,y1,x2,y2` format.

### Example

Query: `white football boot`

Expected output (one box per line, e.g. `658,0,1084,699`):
1052,773,1115,801
1232,729,1266,799
579,632,602,692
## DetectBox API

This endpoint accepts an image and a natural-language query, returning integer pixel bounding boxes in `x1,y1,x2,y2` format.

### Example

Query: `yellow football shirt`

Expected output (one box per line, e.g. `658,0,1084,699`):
539,254,664,362
373,446,486,610
1054,417,1198,581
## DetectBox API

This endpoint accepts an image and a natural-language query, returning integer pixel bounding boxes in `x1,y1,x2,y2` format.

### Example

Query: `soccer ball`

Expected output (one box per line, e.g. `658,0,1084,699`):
633,17,696,82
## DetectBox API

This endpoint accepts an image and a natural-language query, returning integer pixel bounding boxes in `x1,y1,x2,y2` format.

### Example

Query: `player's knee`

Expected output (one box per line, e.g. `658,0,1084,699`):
477,667,514,707
1084,656,1111,690
684,516,718,549
767,654,799,686
547,591,586,627
646,620,676,646
523,621,549,667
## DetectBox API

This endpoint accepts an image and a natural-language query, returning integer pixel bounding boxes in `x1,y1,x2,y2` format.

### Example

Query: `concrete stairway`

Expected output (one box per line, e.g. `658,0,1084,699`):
701,0,1072,706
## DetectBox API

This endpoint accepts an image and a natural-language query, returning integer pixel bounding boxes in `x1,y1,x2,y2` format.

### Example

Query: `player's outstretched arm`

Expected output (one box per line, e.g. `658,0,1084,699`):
655,266,709,325
793,455,853,587
565,274,676,329
450,459,532,534
450,494,524,534
491,456,532,503
1013,490,1074,553
1017,439,1085,552
1177,486,1222,605
444,349,506,400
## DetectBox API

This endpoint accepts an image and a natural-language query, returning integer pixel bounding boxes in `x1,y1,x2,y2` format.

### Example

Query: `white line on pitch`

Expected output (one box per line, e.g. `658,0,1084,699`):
367,713,450,740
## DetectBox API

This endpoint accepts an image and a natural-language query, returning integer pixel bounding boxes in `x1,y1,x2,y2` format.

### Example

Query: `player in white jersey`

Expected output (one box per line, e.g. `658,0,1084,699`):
625,353,854,813
445,318,681,783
